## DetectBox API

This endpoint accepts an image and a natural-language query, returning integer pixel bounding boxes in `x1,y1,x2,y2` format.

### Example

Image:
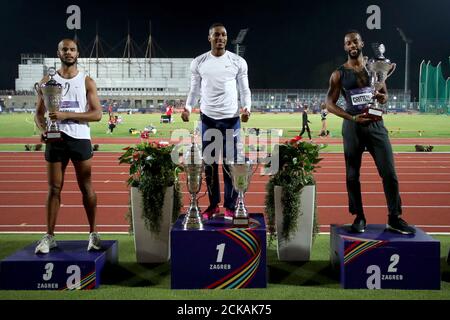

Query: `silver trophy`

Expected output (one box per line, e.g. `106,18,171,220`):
34,67,70,141
182,141,204,230
363,43,396,120
224,160,257,227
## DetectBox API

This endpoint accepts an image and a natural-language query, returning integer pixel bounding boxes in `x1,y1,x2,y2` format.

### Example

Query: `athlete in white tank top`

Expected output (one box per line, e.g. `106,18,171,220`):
34,39,104,254
53,71,91,139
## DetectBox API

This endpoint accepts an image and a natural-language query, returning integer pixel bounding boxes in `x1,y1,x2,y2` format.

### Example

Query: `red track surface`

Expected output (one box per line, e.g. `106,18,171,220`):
1,151,449,234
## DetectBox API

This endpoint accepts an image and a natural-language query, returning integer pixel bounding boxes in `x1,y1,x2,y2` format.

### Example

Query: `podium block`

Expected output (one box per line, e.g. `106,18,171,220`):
330,224,440,289
171,213,266,289
0,240,118,290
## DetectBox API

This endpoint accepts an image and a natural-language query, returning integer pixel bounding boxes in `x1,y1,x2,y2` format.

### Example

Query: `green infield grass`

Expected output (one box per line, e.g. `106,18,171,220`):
1,113,449,140
0,234,449,300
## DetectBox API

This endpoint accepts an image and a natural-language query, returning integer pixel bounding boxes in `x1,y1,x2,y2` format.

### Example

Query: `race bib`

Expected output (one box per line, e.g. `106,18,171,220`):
349,87,373,106
345,87,373,115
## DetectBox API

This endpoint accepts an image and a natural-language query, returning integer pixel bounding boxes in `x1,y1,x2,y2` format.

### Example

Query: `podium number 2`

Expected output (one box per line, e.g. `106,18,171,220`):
388,254,400,272
43,263,54,281
216,243,226,263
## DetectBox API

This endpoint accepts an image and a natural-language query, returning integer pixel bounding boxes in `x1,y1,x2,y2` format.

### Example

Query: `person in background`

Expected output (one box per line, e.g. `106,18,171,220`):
319,102,329,137
299,105,312,140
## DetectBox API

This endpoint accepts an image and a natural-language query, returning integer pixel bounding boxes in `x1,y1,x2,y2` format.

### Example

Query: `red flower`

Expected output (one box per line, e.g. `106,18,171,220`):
132,152,139,161
289,135,302,144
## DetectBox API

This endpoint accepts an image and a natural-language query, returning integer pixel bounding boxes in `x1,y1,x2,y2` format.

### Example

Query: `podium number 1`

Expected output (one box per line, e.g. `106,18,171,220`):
216,243,226,263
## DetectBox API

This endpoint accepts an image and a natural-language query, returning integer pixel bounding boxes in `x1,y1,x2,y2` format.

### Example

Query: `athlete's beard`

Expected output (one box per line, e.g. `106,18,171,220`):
348,48,362,60
60,57,77,67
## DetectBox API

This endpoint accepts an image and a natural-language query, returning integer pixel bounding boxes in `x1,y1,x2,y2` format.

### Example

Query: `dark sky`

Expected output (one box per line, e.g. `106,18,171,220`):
1,0,449,100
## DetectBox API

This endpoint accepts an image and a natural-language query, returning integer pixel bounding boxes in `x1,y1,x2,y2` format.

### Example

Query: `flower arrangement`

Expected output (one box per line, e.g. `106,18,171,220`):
265,136,324,241
119,141,183,233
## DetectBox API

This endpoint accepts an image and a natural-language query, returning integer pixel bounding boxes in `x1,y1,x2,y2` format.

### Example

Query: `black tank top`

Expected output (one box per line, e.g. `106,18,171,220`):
338,65,373,115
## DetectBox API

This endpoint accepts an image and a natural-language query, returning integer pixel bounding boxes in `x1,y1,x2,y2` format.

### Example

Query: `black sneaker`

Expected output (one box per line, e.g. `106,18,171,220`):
351,214,366,233
387,216,416,235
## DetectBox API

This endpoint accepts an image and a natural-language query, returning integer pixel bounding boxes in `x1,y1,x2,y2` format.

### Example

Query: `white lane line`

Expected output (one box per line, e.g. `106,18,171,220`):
2,204,450,209
1,231,448,235
0,231,130,234
2,180,450,184
1,159,450,163
0,224,130,227
0,205,129,208
1,223,448,228
318,224,450,228
0,172,128,175
2,165,449,169
0,180,127,183
179,205,450,209
303,205,448,209
2,223,448,228
0,165,125,168
0,191,129,194
2,191,450,195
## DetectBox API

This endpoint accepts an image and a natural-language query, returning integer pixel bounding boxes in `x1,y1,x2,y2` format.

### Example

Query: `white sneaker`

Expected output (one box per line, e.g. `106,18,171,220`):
87,232,101,251
35,234,57,254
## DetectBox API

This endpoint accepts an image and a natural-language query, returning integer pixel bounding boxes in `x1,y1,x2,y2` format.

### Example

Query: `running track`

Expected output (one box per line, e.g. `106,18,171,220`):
1,151,449,234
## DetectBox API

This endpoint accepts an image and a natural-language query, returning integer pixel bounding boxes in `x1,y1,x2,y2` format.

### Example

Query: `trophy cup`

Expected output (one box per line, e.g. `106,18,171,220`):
182,141,204,230
34,67,70,142
363,43,396,121
224,160,257,227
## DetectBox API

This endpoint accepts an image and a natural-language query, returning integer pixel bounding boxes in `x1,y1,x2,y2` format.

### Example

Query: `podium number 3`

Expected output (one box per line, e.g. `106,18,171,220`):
43,262,54,281
216,243,226,263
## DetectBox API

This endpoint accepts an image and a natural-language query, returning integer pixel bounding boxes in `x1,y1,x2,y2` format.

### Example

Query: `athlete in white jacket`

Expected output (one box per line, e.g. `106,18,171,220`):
182,23,252,220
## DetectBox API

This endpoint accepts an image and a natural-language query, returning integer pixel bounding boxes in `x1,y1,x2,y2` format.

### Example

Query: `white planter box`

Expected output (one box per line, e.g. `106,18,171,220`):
274,185,315,261
131,186,174,263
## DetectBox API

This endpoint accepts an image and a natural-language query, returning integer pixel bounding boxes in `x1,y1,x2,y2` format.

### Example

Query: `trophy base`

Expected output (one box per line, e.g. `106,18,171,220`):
45,130,63,142
362,107,383,121
233,217,249,227
182,214,204,230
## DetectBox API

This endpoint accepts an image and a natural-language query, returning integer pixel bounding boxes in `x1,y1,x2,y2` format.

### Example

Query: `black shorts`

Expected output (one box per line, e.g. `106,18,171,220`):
45,132,93,163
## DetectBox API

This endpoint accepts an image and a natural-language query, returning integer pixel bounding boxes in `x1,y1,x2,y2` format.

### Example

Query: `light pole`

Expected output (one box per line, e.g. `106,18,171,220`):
396,27,412,99
232,28,249,57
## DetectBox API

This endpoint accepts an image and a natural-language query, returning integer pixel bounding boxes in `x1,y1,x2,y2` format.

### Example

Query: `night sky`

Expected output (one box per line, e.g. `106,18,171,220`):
1,0,449,100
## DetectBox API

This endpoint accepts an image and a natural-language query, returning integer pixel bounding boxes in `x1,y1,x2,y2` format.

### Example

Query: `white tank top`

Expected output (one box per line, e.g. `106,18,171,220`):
53,71,90,139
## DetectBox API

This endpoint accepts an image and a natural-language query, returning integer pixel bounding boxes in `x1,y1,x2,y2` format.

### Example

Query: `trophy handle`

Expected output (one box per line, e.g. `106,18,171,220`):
63,82,70,96
34,83,42,97
386,63,396,79
173,166,183,192
197,163,212,201
363,56,369,73
222,162,232,178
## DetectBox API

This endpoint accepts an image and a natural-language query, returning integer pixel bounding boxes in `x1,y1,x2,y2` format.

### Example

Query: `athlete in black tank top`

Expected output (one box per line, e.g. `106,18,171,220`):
325,30,415,235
